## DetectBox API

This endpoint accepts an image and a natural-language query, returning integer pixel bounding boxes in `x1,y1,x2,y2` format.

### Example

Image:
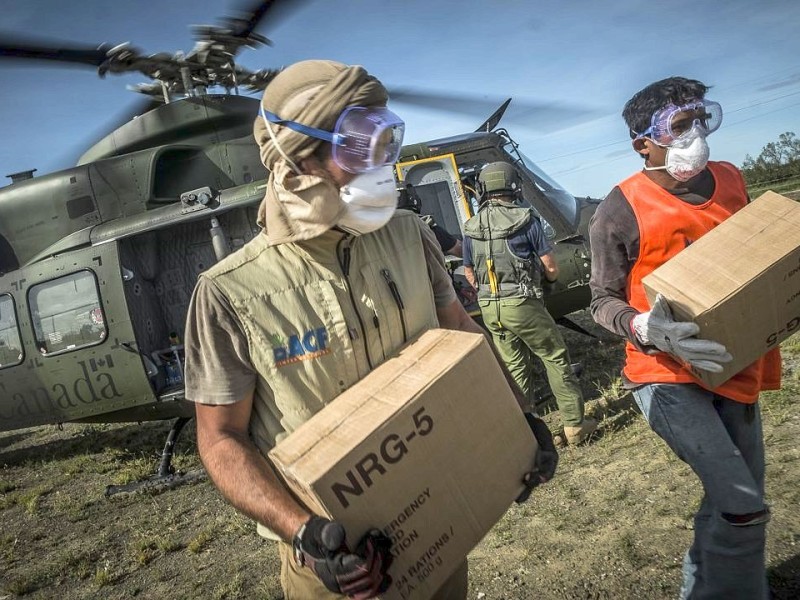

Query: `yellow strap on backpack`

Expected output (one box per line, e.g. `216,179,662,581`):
485,258,504,329
486,258,499,295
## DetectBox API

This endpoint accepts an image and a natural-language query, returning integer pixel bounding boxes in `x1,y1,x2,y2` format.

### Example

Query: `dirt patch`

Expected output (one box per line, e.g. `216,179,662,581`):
783,189,800,201
1,311,798,599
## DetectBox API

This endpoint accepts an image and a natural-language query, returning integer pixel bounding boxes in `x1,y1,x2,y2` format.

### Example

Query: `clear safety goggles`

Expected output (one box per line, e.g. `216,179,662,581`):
635,99,722,146
260,105,405,173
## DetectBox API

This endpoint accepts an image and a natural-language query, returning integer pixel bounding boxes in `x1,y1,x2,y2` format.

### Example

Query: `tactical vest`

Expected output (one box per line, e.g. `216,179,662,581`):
620,161,781,403
465,203,541,300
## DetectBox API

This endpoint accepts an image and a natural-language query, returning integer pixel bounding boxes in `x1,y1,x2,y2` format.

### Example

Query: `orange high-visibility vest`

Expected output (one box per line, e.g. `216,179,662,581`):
620,161,781,403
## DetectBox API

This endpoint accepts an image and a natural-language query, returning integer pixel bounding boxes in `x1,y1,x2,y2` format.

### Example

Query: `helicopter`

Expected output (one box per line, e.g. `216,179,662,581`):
0,0,597,490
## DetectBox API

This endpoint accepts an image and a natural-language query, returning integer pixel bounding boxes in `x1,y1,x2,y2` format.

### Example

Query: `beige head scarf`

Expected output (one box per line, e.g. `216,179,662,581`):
253,60,389,244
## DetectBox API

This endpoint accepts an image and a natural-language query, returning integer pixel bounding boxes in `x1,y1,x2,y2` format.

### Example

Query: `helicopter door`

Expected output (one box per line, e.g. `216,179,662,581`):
395,153,472,237
0,242,157,431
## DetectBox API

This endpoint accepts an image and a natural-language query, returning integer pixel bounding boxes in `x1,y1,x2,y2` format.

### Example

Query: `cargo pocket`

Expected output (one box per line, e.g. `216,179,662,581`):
361,263,407,359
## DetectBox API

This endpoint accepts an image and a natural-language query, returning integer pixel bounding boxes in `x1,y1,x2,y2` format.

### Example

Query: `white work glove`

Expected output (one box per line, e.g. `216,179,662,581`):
631,294,733,373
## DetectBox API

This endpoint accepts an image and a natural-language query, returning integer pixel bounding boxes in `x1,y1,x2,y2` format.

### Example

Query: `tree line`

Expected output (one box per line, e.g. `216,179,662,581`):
740,131,800,188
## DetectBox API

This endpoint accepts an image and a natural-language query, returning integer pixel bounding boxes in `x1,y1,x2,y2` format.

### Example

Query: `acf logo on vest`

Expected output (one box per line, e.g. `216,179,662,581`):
269,327,331,367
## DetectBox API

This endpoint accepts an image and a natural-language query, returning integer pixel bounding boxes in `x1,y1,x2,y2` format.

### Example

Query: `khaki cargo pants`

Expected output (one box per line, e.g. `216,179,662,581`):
479,295,585,426
278,542,469,599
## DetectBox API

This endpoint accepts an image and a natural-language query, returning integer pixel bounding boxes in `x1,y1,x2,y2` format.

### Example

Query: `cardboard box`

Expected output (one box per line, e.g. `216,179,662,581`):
269,329,536,600
642,191,800,388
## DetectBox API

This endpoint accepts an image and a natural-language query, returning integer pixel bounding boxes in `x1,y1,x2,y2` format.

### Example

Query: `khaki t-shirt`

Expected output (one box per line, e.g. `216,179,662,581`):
184,222,457,406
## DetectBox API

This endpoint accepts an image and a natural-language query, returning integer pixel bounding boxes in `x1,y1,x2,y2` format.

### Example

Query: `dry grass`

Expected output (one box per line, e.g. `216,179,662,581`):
0,310,798,599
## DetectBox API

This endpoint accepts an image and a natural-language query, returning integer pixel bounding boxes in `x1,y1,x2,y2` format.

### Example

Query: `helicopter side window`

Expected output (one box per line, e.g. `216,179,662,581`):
0,294,24,369
28,271,107,356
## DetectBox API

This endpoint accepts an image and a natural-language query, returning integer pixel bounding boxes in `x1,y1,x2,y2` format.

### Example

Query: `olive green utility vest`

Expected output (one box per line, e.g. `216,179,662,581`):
201,210,439,451
464,203,542,300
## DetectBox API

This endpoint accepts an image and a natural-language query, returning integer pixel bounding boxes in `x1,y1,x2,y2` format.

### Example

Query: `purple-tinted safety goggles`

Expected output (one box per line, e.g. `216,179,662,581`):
331,106,405,173
260,105,405,173
635,99,722,146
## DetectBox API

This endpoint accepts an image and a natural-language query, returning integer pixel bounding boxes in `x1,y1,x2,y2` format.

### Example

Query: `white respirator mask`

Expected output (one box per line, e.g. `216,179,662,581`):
637,100,721,182
337,165,399,235
645,123,710,182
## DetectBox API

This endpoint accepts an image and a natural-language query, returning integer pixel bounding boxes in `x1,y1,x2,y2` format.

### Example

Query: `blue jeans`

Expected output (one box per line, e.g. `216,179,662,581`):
632,383,769,600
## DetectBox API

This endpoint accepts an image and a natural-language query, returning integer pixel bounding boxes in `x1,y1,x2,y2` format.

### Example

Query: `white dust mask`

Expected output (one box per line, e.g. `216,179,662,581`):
337,165,398,235
645,123,710,182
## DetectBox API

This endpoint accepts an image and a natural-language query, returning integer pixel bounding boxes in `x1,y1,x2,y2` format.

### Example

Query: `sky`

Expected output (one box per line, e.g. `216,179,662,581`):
1,0,799,199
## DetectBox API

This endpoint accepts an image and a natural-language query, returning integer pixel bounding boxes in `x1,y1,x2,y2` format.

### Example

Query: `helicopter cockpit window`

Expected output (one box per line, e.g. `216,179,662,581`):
0,294,23,369
508,147,579,226
28,271,107,356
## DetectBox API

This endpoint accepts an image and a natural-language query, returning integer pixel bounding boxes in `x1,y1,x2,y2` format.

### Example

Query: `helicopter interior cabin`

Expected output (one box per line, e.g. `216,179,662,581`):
395,153,476,240
116,204,262,392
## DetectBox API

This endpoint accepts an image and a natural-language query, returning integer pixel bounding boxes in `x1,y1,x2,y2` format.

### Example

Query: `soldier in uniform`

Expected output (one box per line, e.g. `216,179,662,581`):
463,161,597,445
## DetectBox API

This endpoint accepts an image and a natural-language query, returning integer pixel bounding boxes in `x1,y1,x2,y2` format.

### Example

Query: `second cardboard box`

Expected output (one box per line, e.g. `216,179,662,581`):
643,190,800,388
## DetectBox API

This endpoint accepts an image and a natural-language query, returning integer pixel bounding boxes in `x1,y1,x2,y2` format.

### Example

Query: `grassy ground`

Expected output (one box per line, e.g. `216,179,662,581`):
747,181,800,200
1,311,798,599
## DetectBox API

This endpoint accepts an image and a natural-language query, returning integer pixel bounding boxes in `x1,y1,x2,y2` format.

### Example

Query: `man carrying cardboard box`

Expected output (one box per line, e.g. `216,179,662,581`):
183,59,557,600
589,76,782,599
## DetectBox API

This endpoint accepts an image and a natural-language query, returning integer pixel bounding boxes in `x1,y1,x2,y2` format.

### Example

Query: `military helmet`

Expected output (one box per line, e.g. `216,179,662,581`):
478,161,521,195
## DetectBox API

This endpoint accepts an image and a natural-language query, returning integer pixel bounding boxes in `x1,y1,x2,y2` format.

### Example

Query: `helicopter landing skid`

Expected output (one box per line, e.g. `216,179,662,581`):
104,467,207,497
104,416,207,497
556,316,598,338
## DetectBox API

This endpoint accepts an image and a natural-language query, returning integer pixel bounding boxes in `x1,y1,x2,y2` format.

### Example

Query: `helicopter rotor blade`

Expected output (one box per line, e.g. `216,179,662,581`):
0,34,110,67
0,33,151,81
387,87,601,132
225,0,280,41
228,0,315,39
190,0,313,59
0,1,309,93
387,87,559,116
236,66,283,92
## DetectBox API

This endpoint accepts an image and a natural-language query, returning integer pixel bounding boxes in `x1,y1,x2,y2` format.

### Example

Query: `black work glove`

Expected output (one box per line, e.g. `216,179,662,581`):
292,516,393,599
516,413,559,503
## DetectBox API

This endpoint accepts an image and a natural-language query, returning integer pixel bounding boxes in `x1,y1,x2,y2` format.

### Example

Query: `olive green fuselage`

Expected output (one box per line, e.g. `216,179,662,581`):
0,96,595,432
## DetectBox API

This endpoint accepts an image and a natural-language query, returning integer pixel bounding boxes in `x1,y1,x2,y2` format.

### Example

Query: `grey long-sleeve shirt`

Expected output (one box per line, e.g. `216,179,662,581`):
588,168,717,348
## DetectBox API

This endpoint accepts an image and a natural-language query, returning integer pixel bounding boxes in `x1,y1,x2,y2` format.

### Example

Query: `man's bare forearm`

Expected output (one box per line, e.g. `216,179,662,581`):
198,431,309,542
464,265,477,289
